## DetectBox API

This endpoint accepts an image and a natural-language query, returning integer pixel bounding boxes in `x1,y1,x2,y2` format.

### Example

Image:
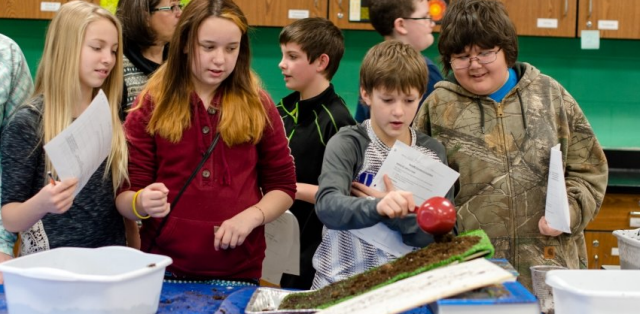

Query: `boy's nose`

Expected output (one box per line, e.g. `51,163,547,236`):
469,58,482,69
391,103,404,116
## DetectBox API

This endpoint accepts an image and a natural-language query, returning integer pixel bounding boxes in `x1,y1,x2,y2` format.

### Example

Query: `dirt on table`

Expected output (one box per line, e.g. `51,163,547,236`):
279,235,480,310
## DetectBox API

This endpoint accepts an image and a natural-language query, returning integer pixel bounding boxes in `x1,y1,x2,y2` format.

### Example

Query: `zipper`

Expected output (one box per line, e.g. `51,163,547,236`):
495,100,515,262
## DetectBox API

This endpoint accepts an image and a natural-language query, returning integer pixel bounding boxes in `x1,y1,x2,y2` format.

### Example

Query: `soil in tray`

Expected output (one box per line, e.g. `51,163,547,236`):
279,235,480,310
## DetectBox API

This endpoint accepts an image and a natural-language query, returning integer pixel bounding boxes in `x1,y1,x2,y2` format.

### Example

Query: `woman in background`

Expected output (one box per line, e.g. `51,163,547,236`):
116,0,182,116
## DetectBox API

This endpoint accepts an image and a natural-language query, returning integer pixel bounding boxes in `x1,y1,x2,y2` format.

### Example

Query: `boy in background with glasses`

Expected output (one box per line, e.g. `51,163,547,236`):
414,0,607,290
354,0,443,123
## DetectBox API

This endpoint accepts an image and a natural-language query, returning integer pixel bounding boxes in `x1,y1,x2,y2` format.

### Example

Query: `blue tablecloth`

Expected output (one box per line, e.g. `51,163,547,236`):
0,281,433,313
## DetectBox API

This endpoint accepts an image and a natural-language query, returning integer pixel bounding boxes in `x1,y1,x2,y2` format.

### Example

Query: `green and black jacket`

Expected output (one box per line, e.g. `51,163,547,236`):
276,84,356,289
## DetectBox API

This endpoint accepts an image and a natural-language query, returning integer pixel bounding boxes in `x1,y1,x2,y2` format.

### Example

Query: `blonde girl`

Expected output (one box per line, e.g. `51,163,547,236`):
1,1,129,255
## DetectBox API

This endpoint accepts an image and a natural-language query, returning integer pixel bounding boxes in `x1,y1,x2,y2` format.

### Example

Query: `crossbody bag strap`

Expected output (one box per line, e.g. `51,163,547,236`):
146,132,221,252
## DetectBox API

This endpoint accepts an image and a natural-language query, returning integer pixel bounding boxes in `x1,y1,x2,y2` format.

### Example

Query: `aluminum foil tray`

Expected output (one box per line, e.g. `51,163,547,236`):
244,287,318,313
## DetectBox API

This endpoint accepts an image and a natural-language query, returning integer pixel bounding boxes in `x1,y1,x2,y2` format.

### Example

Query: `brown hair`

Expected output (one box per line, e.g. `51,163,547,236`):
279,17,344,80
360,40,428,96
369,0,419,36
438,0,518,75
138,0,267,146
116,0,162,49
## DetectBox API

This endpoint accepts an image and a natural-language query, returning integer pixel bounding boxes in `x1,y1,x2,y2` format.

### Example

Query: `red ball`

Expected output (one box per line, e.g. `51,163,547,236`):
416,196,456,235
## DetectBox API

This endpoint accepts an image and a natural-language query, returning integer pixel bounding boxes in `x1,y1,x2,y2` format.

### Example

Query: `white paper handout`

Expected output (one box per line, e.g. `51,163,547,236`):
350,140,460,256
544,144,571,233
43,90,113,196
261,211,300,284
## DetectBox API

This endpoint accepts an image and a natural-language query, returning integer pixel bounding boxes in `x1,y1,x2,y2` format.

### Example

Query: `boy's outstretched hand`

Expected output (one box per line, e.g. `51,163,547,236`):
375,175,415,219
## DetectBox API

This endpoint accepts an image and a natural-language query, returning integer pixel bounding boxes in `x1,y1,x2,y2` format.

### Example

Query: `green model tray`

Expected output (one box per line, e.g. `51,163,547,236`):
281,229,495,310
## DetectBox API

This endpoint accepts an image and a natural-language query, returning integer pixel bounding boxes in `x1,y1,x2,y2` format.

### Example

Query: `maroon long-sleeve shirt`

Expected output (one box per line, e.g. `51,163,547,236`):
123,90,296,279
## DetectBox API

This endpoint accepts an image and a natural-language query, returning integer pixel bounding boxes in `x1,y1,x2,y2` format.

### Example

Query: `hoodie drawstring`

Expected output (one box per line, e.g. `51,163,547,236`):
475,98,485,134
516,89,528,130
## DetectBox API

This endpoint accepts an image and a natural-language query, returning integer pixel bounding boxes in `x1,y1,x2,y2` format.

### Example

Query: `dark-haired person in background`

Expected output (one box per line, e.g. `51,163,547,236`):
116,0,182,117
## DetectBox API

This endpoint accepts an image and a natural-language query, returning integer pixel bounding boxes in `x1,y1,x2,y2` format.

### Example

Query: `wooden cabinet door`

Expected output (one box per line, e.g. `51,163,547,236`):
236,0,328,27
587,194,640,231
328,0,373,30
502,0,577,37
0,0,99,19
585,231,620,269
577,0,640,39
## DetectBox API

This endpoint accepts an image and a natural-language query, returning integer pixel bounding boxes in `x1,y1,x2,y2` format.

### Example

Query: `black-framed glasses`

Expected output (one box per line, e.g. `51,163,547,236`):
402,16,433,23
450,48,502,70
151,3,183,13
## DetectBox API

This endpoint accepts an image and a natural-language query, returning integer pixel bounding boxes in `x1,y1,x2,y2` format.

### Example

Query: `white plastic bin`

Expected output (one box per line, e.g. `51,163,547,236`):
613,228,640,269
0,246,172,314
545,270,640,314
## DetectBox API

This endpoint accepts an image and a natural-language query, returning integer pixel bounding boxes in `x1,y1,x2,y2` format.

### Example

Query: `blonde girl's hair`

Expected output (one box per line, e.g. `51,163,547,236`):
138,0,268,146
33,0,128,192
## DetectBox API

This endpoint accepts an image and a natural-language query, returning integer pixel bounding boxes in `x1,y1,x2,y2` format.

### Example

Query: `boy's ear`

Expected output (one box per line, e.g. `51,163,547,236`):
360,87,372,107
315,53,330,73
393,17,409,36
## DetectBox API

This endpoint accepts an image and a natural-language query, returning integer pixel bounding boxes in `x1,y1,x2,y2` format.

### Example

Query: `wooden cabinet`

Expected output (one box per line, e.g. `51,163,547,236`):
502,0,577,37
236,0,446,31
584,193,640,269
232,0,640,38
0,0,99,19
577,0,640,39
235,0,328,27
501,0,640,39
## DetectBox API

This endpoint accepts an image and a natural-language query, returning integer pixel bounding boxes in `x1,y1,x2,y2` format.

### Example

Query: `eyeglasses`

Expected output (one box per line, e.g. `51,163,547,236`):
151,3,183,13
402,16,433,23
450,48,502,70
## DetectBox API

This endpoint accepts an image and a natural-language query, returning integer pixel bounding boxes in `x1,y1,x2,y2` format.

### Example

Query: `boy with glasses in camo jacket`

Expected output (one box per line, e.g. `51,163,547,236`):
414,0,608,290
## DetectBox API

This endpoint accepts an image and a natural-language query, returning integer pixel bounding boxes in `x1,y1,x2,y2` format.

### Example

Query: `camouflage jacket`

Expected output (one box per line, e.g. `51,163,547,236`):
414,62,608,288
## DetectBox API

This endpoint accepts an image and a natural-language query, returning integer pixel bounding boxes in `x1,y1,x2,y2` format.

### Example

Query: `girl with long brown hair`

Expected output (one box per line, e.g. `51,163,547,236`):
116,0,296,282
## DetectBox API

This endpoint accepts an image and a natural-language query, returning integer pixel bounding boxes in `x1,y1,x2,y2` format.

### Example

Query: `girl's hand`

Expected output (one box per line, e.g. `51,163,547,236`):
375,177,415,218
138,183,170,218
351,174,393,198
35,177,78,215
539,216,563,237
214,206,262,251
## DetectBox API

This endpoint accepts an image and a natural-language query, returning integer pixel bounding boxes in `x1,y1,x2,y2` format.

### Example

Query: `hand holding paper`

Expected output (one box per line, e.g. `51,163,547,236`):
43,90,113,196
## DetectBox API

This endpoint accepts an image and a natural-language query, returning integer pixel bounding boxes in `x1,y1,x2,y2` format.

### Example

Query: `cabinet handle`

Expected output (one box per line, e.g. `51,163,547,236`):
630,211,640,216
564,0,568,17
594,254,599,269
592,240,599,247
588,0,592,18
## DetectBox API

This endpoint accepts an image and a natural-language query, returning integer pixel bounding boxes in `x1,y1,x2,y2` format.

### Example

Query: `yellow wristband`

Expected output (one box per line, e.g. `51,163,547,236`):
132,189,150,220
